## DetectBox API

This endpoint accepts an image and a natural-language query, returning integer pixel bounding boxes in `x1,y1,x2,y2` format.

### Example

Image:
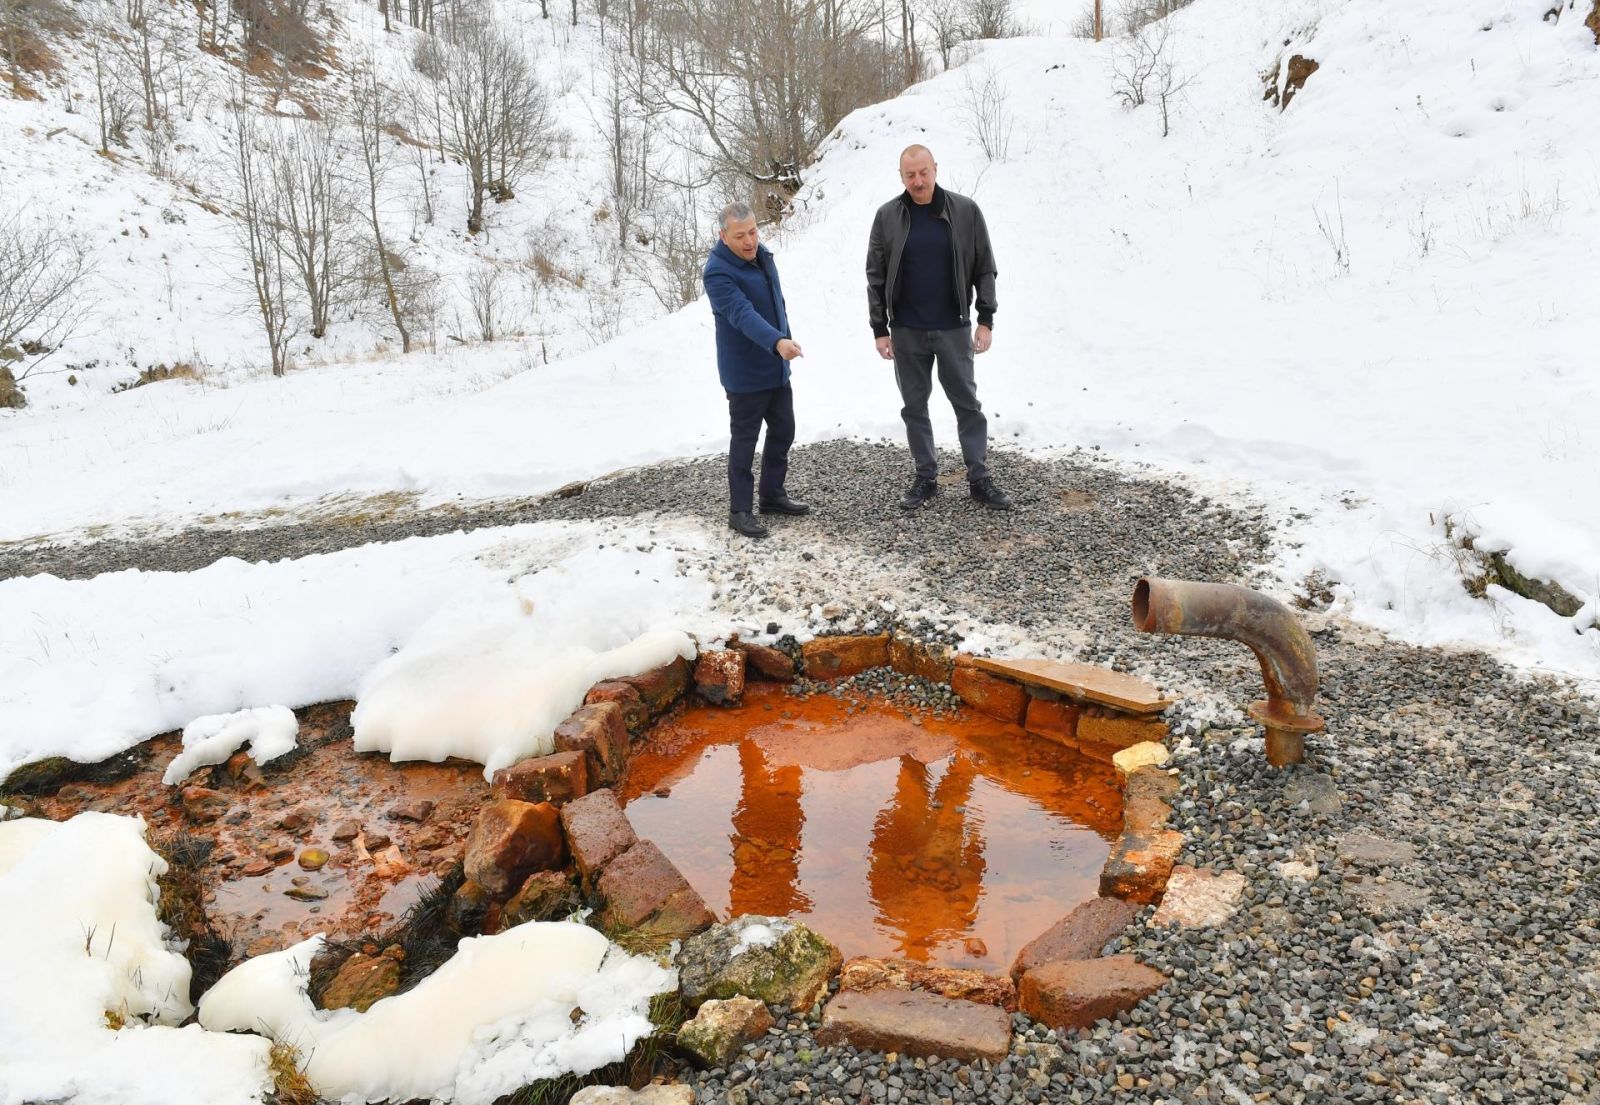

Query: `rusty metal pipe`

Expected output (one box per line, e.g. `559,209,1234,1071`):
1131,578,1325,767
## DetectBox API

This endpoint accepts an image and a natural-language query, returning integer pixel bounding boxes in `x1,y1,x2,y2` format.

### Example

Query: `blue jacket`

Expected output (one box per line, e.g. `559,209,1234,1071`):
703,240,791,394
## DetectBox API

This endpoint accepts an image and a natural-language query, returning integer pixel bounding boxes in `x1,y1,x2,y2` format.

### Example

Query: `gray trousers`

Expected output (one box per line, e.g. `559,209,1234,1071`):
892,325,989,483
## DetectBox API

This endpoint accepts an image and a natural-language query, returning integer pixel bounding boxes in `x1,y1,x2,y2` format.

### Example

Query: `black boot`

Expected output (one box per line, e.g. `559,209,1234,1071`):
969,477,1013,510
899,477,939,511
759,492,811,515
728,511,770,538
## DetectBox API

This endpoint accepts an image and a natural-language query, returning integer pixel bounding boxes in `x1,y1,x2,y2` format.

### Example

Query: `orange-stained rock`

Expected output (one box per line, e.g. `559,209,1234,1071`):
694,650,746,706
559,787,637,883
501,870,582,928
1009,897,1142,982
1099,829,1184,904
801,634,890,680
731,640,796,681
597,839,714,939
817,989,1011,1063
181,786,230,823
839,956,1016,1010
554,702,630,786
464,799,566,899
1019,954,1167,1031
1125,764,1180,803
1023,697,1080,747
950,661,1028,725
492,750,589,806
618,656,692,717
888,633,955,684
585,681,647,733
1122,792,1173,837
319,952,400,1012
1077,708,1168,752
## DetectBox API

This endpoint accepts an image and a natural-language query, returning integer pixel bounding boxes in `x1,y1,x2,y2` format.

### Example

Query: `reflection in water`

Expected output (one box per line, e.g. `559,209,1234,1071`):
869,755,984,961
619,684,1121,972
730,741,810,916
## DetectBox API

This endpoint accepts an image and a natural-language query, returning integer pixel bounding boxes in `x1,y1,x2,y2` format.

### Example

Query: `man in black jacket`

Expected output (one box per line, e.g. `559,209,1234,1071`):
866,145,1012,511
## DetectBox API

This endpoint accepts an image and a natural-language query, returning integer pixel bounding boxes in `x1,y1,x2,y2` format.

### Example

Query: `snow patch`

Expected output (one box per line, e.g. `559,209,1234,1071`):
0,814,272,1105
197,924,675,1105
161,705,300,785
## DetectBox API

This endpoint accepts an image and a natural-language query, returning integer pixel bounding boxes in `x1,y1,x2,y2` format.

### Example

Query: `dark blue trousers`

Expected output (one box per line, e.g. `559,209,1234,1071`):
726,384,795,512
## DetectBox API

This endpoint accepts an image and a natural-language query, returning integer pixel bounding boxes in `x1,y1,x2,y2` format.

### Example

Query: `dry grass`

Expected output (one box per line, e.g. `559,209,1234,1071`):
268,1042,317,1105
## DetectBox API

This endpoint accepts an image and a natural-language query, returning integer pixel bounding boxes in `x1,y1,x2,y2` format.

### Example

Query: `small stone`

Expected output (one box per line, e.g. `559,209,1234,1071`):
330,820,360,842
554,702,630,786
1111,742,1169,781
180,786,230,824
694,649,747,705
560,787,638,884
678,996,775,1067
568,1086,694,1105
320,952,399,1012
492,750,590,807
284,885,328,901
297,848,330,871
389,799,434,823
464,799,566,899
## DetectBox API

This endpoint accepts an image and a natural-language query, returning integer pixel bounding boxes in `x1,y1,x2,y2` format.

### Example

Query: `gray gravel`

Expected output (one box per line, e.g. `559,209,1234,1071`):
10,439,1598,1104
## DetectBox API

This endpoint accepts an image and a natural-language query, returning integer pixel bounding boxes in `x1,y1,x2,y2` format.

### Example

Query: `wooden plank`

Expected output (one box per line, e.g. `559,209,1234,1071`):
970,658,1174,715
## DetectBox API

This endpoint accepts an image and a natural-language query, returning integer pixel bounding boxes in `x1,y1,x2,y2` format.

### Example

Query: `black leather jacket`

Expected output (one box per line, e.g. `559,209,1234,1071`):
866,185,998,338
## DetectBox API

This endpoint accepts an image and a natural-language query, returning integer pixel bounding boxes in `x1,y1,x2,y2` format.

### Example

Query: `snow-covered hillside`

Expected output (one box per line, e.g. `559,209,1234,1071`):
4,0,1596,676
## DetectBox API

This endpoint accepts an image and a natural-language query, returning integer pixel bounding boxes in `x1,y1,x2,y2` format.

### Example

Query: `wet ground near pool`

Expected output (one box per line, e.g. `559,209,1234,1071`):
25,702,489,958
618,683,1123,974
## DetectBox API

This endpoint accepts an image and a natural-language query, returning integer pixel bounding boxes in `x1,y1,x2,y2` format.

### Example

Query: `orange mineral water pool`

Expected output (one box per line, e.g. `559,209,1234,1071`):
618,682,1123,974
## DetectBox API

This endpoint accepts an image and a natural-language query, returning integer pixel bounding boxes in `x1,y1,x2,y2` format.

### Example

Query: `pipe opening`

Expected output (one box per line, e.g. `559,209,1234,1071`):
1131,578,1153,632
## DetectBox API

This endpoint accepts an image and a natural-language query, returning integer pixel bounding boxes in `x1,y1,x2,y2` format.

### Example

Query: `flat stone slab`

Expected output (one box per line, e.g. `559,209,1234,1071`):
840,956,1016,1010
1151,865,1246,928
598,839,713,938
816,988,1011,1063
1284,772,1343,815
1338,832,1418,868
1113,742,1170,781
1348,876,1431,917
970,658,1173,714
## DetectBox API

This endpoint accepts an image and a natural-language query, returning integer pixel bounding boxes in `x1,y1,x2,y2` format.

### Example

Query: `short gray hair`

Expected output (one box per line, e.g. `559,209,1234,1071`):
718,201,755,229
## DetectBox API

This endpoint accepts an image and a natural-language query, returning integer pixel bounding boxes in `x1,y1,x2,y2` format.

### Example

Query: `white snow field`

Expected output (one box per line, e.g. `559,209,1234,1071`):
1,0,1598,1101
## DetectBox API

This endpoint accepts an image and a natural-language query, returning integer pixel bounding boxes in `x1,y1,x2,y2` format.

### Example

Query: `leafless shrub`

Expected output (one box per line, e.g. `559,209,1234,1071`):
1111,8,1190,133
349,60,410,352
960,66,1013,161
639,179,708,310
1117,0,1195,35
0,201,94,381
462,264,505,342
963,0,1025,39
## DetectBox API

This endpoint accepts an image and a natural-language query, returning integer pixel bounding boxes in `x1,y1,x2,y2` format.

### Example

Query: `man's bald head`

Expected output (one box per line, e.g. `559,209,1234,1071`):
899,145,937,205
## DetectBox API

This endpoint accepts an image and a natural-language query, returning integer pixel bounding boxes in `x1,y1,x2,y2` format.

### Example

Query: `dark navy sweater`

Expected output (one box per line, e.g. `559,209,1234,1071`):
892,199,962,331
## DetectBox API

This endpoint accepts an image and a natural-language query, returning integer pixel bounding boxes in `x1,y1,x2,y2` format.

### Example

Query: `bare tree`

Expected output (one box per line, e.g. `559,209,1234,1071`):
349,62,410,352
638,0,908,198
230,103,296,377
432,15,556,234
269,117,355,338
595,43,654,266
964,0,1022,38
89,23,134,153
0,201,93,382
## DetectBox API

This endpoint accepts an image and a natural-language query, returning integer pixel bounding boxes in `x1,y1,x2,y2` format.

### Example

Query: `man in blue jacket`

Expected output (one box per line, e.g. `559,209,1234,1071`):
704,202,808,539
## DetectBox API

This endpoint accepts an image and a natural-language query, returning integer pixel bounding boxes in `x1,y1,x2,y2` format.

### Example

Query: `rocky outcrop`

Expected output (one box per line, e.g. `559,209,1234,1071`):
676,996,774,1067
816,989,1011,1063
678,916,841,1011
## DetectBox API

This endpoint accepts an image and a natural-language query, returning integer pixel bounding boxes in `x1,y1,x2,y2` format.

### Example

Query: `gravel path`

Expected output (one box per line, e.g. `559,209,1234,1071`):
8,440,1596,1104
